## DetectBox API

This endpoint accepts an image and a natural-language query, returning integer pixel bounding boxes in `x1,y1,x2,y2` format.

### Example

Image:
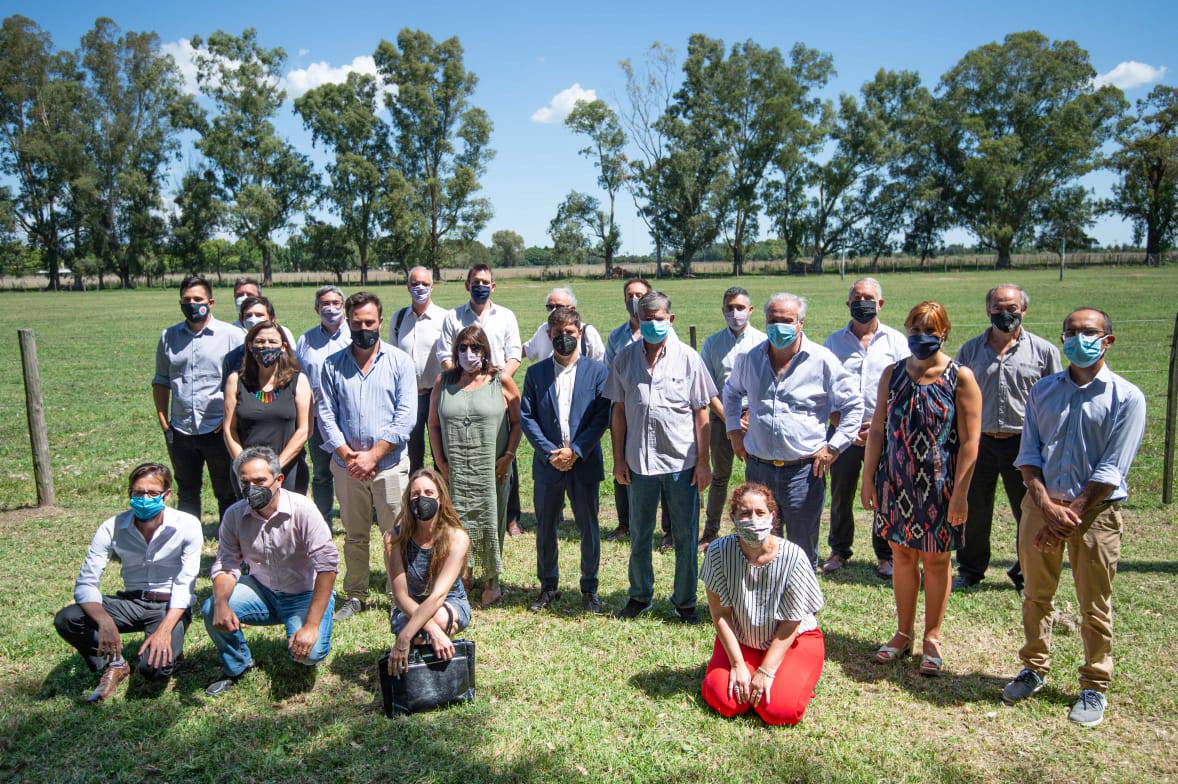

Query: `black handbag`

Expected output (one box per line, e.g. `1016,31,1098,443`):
377,640,476,716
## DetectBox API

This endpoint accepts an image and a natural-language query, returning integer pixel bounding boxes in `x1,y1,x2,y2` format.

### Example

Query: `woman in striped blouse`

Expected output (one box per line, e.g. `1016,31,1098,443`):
700,482,826,725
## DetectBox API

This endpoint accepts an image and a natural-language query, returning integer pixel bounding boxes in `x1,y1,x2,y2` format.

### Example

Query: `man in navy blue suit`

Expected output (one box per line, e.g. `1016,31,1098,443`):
520,306,612,613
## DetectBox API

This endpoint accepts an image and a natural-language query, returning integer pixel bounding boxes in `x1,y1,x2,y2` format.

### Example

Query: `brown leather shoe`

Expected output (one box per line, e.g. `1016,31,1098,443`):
822,554,848,574
507,519,523,538
85,662,130,704
876,559,894,579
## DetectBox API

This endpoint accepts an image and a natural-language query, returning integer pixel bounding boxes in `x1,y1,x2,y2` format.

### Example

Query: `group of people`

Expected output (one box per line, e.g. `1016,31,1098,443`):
54,269,1147,729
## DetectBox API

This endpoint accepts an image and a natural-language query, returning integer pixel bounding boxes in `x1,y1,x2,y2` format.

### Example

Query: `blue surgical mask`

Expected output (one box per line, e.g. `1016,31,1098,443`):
766,322,798,349
639,318,670,344
1063,334,1105,368
129,493,166,521
470,283,492,304
908,333,942,360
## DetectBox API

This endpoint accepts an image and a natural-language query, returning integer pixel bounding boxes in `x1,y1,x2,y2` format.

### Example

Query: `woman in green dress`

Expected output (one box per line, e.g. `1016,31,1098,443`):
428,325,522,606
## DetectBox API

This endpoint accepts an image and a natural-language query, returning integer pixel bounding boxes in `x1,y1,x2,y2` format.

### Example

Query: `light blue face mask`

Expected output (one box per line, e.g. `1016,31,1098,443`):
640,318,671,344
1063,334,1106,368
766,322,798,349
129,493,167,521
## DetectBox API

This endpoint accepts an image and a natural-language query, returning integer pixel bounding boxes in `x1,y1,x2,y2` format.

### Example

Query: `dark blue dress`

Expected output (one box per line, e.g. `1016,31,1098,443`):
874,360,962,552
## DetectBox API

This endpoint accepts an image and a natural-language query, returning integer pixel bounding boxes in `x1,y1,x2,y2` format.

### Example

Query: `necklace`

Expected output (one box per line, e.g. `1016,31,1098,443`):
254,389,275,404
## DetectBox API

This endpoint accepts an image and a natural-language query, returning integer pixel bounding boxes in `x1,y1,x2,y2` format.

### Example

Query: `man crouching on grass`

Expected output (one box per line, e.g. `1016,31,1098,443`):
202,446,339,697
54,462,202,704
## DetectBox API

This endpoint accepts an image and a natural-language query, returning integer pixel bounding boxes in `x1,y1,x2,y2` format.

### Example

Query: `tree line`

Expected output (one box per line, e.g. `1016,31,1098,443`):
0,16,1174,290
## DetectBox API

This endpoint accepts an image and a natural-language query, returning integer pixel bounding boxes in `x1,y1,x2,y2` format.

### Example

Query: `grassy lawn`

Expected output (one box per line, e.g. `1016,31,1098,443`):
0,267,1175,783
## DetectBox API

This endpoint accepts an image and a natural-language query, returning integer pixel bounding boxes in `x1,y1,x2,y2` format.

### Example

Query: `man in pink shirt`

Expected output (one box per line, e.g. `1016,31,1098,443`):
202,446,339,697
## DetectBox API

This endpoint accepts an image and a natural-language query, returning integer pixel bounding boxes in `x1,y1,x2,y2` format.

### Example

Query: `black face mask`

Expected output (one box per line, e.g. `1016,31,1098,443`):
351,328,379,349
411,495,439,521
181,301,210,323
990,311,1022,333
850,300,878,324
552,333,578,357
245,483,273,511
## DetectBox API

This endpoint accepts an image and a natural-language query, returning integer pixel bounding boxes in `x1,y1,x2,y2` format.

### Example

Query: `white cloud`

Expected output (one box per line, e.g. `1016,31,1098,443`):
531,83,596,124
282,55,397,100
297,48,310,58
1094,61,1167,90
160,39,204,95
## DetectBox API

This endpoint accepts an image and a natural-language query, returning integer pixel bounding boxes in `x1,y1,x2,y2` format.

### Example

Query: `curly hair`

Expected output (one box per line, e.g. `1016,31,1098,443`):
727,482,779,525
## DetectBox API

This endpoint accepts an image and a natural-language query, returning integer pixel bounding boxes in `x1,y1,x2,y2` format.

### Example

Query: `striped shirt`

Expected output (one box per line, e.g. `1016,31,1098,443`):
700,535,824,650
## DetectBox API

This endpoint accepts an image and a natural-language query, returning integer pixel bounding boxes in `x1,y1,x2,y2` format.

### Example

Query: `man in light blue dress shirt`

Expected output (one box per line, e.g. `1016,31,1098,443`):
698,286,764,547
317,292,417,622
1003,307,1147,728
725,293,863,570
294,285,351,523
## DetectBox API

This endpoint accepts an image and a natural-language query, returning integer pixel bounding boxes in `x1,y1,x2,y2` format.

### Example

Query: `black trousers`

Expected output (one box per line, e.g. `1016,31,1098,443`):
828,444,892,561
535,473,601,594
54,595,192,679
957,434,1026,583
613,478,672,536
408,389,433,474
166,429,237,522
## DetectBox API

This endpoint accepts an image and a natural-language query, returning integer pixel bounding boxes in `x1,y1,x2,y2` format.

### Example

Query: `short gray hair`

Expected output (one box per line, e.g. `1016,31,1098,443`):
849,277,883,300
407,266,433,283
314,285,344,307
234,446,281,479
547,286,577,306
764,292,807,320
638,290,671,318
986,283,1029,310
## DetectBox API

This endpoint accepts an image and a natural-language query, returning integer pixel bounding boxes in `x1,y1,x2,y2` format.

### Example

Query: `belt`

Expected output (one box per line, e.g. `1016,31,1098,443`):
983,432,1019,440
748,454,812,468
118,590,172,603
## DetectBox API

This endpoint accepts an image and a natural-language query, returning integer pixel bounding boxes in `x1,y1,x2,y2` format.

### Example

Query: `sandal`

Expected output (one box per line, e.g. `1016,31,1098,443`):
873,631,913,663
919,638,944,677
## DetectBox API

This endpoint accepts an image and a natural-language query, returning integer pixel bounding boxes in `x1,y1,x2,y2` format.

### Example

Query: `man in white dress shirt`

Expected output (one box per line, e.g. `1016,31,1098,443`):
390,266,447,473
524,287,606,362
822,278,909,578
725,292,863,570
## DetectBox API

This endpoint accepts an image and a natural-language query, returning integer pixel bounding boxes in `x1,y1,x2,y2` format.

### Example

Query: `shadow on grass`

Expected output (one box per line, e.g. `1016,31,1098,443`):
628,663,707,702
1117,559,1178,575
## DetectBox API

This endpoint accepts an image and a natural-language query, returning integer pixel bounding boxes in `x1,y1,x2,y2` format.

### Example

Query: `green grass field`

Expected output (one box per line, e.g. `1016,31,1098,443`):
0,267,1175,783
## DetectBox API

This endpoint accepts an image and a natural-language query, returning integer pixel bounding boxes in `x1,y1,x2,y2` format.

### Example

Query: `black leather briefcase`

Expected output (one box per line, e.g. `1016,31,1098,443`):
377,640,476,716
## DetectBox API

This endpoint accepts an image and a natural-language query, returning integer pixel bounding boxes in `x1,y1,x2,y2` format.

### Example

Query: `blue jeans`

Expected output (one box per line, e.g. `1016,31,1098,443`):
202,574,335,676
746,459,826,568
628,470,699,611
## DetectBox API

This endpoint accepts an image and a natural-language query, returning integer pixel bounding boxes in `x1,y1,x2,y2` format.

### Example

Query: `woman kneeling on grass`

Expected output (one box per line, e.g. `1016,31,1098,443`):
700,483,826,725
385,469,473,675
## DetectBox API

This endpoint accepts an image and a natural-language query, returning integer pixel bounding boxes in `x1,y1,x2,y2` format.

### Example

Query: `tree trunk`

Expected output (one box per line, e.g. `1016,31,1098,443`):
603,247,613,279
812,253,825,275
996,241,1013,270
654,238,663,279
358,244,369,286
732,242,744,276
261,243,274,286
335,268,344,285
1146,222,1160,266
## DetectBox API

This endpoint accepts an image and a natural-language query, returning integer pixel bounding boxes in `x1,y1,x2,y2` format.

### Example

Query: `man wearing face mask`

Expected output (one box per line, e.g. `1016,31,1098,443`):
822,278,909,578
520,306,612,613
523,287,607,362
54,463,202,703
390,267,447,473
606,291,717,622
1003,308,1146,728
203,447,339,697
724,292,863,571
230,276,262,330
153,275,244,523
698,287,765,549
317,292,418,622
296,285,352,522
953,284,1061,593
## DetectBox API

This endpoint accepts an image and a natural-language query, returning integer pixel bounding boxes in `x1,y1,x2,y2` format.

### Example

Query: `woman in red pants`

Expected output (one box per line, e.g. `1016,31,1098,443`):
700,482,826,725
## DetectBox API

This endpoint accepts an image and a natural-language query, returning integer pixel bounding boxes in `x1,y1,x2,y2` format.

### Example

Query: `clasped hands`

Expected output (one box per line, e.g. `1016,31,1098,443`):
548,447,578,472
1033,498,1084,550
340,447,378,481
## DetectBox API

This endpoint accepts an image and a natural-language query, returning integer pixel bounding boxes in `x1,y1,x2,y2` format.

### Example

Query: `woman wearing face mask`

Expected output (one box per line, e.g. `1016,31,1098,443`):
699,483,826,725
224,321,313,494
385,469,472,675
428,326,522,607
861,301,982,676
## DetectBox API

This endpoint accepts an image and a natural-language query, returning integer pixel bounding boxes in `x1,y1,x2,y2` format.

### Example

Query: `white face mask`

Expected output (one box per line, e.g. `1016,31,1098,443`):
458,349,482,373
243,315,266,329
734,513,774,545
235,295,248,310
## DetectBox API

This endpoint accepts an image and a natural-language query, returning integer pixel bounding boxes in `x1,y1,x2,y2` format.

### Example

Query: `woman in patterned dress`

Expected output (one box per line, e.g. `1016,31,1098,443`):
861,302,981,675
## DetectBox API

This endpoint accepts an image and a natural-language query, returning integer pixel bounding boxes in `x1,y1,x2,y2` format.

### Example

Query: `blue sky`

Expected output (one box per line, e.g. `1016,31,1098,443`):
5,0,1175,253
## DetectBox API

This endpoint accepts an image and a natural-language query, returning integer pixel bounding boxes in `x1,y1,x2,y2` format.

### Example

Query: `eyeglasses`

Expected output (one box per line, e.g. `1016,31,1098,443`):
130,491,164,499
457,343,484,353
1062,329,1105,340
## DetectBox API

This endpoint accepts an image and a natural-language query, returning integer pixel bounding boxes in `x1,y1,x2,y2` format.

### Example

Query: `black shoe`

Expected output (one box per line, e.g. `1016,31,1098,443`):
658,533,674,552
528,589,560,612
697,531,718,551
581,592,603,614
673,607,701,624
952,574,980,591
1007,565,1025,594
617,599,654,619
204,665,253,698
605,526,629,542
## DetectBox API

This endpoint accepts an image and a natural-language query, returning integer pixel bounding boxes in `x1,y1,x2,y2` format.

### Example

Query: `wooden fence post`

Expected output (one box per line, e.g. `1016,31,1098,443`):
18,329,55,507
1163,313,1178,504
689,325,698,350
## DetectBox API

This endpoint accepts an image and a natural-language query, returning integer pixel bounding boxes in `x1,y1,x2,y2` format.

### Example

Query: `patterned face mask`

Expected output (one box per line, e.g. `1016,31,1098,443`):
734,514,774,545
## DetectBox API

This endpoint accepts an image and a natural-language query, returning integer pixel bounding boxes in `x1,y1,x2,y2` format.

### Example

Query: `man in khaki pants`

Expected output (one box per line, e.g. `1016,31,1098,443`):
316,292,418,622
1002,307,1146,727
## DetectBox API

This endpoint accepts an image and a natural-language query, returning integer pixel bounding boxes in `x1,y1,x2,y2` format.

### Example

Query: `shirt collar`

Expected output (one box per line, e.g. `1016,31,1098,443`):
184,317,221,337
117,506,174,531
1064,362,1113,389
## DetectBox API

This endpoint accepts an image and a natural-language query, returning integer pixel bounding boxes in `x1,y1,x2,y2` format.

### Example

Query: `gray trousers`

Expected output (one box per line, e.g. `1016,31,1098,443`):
54,594,191,678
